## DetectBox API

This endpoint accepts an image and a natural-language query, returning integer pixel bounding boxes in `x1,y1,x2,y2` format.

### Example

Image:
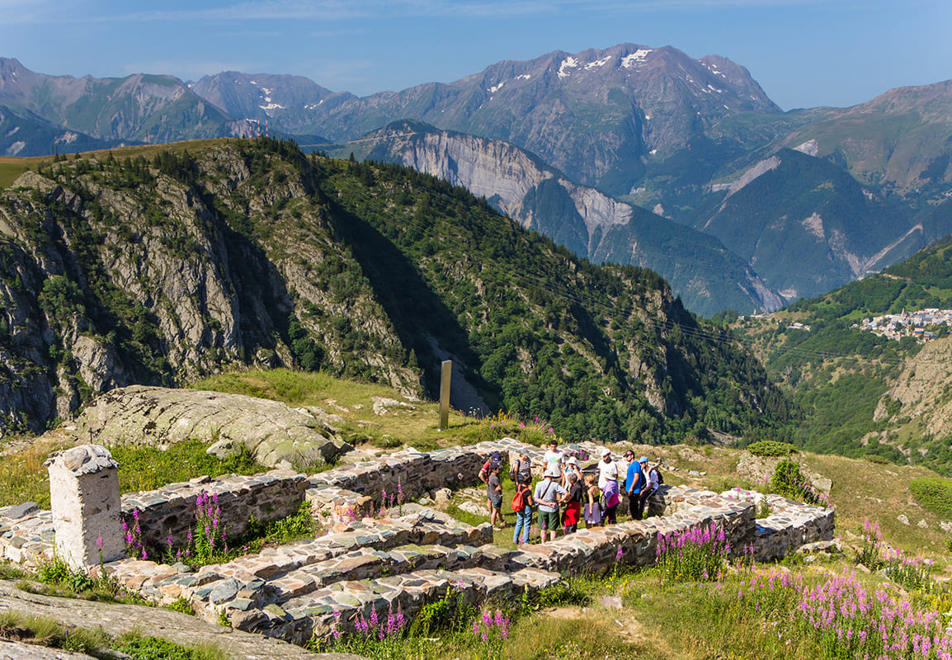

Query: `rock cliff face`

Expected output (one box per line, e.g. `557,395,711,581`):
875,337,952,439
353,121,782,316
0,141,416,433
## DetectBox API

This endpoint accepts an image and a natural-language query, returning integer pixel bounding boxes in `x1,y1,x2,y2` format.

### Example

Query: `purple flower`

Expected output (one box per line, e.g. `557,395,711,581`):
95,535,103,550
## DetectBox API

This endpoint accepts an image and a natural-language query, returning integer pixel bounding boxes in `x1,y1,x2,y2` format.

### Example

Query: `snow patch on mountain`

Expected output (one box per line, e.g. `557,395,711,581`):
585,56,612,70
621,49,652,68
558,57,579,78
487,81,505,94
794,139,819,156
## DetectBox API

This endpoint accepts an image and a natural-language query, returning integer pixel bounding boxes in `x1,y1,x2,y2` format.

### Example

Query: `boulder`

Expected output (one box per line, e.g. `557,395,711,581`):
73,385,352,469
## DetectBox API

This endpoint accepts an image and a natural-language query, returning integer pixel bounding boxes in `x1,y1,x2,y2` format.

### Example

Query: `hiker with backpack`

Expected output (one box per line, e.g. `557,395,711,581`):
511,474,535,544
510,450,532,484
479,453,502,519
487,464,505,529
598,449,620,525
534,467,566,543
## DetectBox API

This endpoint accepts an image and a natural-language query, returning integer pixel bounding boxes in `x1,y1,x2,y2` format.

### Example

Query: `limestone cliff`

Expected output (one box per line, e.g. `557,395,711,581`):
351,121,782,316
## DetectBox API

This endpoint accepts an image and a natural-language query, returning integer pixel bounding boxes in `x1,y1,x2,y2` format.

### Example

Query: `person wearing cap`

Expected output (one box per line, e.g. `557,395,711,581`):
640,458,661,516
533,467,566,543
625,452,647,520
564,456,583,486
598,449,620,524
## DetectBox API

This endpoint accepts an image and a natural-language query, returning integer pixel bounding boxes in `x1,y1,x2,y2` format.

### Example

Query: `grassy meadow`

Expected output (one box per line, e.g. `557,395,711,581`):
4,368,952,658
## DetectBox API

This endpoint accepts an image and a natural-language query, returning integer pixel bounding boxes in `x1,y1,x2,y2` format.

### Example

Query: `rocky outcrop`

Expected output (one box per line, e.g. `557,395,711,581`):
0,579,335,660
875,336,952,439
73,386,351,469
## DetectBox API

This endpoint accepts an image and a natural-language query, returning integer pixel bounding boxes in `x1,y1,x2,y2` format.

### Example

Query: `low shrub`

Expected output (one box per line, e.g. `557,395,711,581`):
769,459,821,505
909,477,952,518
746,440,796,457
408,588,476,637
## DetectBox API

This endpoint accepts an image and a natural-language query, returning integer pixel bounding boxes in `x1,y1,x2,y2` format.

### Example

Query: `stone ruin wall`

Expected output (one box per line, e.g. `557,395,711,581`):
0,437,835,645
120,471,308,553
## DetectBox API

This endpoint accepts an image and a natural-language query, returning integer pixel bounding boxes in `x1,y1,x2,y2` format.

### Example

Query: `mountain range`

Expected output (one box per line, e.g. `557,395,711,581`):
1,45,950,314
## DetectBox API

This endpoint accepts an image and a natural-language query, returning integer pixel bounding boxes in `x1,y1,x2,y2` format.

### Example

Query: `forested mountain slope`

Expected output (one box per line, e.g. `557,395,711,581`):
0,139,790,442
733,236,952,473
335,120,781,316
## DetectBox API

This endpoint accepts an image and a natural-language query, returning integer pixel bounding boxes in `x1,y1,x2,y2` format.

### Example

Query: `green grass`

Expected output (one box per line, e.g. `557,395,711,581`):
110,439,264,494
0,158,40,188
909,477,952,518
0,438,266,509
194,368,490,451
0,611,226,660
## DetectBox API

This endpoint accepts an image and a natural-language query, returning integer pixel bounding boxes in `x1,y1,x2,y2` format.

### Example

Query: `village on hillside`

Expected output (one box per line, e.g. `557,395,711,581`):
855,308,952,342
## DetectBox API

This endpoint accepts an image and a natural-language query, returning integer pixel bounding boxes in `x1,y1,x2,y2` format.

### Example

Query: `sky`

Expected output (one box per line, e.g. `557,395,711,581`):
1,0,950,110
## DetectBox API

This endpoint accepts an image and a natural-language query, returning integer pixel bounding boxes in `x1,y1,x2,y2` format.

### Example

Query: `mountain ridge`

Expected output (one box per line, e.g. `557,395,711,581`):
337,119,782,315
0,138,791,443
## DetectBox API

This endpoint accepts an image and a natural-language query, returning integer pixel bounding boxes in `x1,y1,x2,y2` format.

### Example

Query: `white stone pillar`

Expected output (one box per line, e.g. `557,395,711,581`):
45,444,123,570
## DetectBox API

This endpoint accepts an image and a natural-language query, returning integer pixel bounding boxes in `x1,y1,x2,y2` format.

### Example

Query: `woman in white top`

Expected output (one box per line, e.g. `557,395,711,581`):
543,440,563,477
597,449,618,490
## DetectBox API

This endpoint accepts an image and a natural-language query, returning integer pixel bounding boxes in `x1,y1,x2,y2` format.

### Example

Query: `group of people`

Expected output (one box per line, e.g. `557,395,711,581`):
479,441,661,545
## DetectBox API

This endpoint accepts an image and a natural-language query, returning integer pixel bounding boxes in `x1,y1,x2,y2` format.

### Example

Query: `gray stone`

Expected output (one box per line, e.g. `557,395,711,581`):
206,438,244,460
73,386,353,468
2,503,38,519
208,578,243,604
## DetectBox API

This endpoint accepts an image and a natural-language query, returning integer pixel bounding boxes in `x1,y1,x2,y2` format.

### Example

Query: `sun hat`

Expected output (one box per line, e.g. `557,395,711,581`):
567,456,578,465
639,456,648,463
601,449,612,457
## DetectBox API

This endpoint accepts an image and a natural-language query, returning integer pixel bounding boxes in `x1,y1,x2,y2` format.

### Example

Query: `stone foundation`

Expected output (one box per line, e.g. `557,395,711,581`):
120,471,307,553
0,437,836,648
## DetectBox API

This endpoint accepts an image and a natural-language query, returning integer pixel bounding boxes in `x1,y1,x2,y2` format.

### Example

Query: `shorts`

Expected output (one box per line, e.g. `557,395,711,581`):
489,496,502,509
537,509,559,530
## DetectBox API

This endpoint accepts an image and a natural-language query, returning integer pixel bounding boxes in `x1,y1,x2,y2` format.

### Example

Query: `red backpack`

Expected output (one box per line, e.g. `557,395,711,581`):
511,484,528,512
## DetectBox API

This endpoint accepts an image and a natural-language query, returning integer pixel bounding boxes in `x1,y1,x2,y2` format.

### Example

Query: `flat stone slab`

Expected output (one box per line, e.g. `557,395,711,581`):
0,579,355,660
72,385,352,468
